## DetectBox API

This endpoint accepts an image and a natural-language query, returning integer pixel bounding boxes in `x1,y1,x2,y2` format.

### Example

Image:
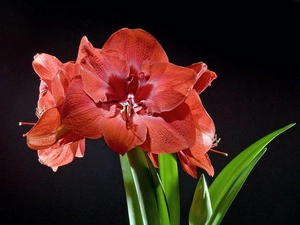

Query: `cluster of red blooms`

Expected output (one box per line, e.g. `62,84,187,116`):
20,28,224,178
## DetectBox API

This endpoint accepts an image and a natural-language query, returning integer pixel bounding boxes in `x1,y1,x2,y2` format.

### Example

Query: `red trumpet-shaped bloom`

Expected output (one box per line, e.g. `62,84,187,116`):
148,62,221,178
178,62,218,177
62,28,198,155
21,43,88,171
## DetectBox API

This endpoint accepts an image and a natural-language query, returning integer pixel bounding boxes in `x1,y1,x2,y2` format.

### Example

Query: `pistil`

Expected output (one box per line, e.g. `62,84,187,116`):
19,122,36,126
209,148,228,156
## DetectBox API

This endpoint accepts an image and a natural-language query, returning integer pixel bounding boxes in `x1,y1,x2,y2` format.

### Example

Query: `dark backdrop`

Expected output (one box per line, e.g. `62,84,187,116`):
1,1,299,224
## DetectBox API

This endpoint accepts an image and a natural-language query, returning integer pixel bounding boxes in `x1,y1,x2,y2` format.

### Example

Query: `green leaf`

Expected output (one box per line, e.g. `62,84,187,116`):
208,148,267,225
159,153,180,225
120,147,170,225
208,123,296,225
189,174,212,225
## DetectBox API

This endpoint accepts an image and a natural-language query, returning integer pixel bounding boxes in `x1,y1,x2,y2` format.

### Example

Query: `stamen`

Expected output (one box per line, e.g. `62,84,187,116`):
209,148,228,156
120,102,131,117
19,122,36,126
212,134,221,147
36,106,46,118
208,134,227,156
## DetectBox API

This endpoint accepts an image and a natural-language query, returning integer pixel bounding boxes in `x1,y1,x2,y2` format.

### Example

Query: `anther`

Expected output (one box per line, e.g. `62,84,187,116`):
120,102,131,118
209,134,227,156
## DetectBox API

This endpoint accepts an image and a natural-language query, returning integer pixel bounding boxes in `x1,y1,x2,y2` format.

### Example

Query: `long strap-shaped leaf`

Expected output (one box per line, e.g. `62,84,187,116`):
208,148,267,225
120,147,170,225
146,152,171,225
208,123,296,225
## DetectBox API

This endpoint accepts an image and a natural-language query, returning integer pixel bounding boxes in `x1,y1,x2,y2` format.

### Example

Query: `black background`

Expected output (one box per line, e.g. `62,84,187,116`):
1,1,299,224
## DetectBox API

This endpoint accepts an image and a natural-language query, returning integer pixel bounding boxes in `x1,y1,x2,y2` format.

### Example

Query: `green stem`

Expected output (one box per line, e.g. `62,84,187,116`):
120,147,167,225
120,152,143,225
159,153,180,225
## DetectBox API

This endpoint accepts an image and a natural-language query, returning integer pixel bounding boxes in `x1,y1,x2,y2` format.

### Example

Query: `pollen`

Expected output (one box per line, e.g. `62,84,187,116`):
120,102,131,118
209,134,228,156
36,105,46,118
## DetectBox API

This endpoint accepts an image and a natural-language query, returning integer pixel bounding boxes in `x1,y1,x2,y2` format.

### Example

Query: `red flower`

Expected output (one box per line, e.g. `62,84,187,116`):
20,38,89,171
148,62,221,178
178,62,218,177
62,28,198,155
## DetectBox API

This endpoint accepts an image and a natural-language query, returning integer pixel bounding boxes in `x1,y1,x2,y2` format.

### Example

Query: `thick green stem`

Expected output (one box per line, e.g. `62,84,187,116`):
120,147,170,225
159,153,180,225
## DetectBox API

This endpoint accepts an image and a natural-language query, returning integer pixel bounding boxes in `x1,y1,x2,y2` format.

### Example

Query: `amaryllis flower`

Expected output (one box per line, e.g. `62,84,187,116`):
148,62,224,178
177,62,219,177
20,42,88,171
62,28,198,155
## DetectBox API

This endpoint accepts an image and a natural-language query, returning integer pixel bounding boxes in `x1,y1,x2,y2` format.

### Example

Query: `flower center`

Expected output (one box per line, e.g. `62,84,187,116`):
120,94,142,126
120,101,132,119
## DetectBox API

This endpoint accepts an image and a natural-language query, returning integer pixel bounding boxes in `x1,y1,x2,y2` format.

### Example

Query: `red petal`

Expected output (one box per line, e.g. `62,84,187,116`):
52,130,85,147
37,141,80,172
75,139,86,158
140,102,196,154
190,128,215,157
136,62,197,113
37,80,55,112
185,90,215,157
76,36,90,63
102,28,169,71
186,90,215,138
50,70,69,107
187,151,214,177
32,53,62,81
187,62,217,94
80,43,130,102
147,152,159,168
62,76,114,138
181,90,215,177
100,113,147,155
62,61,82,80
26,108,67,149
177,151,198,178
36,127,85,171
